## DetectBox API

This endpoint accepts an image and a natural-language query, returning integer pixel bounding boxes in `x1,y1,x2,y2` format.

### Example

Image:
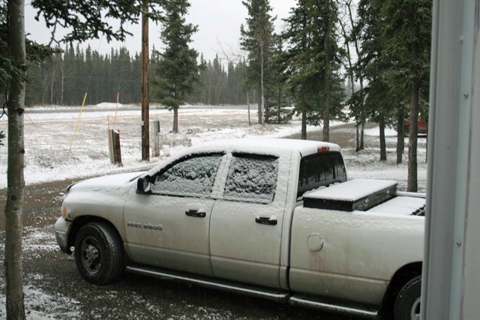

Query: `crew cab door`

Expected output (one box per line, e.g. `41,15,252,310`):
124,153,225,276
209,151,291,289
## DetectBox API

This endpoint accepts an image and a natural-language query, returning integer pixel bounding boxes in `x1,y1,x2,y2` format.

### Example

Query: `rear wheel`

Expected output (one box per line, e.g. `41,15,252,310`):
74,222,125,285
394,276,421,320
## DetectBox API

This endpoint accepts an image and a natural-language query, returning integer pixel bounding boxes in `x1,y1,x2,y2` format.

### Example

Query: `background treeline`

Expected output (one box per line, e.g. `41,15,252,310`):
25,46,257,107
26,45,141,106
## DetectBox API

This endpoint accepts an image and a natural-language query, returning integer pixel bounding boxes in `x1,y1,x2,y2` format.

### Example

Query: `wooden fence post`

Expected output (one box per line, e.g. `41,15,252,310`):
108,129,122,165
150,120,160,157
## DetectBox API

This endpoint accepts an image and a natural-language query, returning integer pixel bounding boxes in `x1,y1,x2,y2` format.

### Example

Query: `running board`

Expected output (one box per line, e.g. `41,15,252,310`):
289,296,378,319
127,266,378,318
126,266,289,303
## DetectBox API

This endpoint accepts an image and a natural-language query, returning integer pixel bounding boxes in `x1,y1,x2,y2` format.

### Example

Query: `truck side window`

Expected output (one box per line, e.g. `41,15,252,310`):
223,153,279,203
152,153,223,197
297,152,347,198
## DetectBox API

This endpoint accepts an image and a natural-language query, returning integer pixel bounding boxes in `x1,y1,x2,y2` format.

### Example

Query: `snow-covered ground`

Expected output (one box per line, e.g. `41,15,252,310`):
2,104,300,188
0,103,427,319
0,103,427,190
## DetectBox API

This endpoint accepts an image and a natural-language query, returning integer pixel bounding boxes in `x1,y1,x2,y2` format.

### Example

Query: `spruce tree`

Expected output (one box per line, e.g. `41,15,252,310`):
283,0,345,140
381,0,432,191
153,0,202,133
356,0,393,160
339,0,367,152
240,0,276,125
266,38,290,124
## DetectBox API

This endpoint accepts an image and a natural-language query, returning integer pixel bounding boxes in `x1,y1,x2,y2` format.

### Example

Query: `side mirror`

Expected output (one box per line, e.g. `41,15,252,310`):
137,175,152,194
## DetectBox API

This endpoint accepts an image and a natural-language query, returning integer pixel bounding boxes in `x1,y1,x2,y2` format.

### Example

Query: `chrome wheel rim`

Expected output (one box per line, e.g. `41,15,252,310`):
81,236,101,274
411,297,421,320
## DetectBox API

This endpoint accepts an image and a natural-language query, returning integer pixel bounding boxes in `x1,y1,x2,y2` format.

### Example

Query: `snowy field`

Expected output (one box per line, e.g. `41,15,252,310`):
0,104,427,319
0,103,331,188
0,103,427,191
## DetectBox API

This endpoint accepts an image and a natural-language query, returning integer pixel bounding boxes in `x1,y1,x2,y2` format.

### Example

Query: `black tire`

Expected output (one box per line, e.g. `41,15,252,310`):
394,276,421,320
74,222,125,285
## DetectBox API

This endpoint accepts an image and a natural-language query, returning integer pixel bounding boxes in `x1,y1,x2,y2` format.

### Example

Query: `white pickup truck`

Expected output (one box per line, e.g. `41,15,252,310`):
55,139,425,320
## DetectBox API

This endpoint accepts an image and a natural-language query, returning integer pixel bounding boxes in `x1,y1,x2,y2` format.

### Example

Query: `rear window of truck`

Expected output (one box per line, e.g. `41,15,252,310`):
297,152,347,198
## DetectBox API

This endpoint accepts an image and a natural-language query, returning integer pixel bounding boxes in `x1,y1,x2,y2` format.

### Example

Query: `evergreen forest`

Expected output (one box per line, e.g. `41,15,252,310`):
25,46,251,107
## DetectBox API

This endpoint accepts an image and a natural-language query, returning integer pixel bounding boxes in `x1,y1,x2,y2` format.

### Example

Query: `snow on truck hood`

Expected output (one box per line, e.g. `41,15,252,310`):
70,172,143,192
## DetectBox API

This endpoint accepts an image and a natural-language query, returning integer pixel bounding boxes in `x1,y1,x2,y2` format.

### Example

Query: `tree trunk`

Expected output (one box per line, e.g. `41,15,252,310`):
277,87,281,123
172,84,179,133
5,0,27,319
356,122,360,152
257,98,261,124
173,106,179,133
379,115,387,161
360,122,365,150
322,94,330,142
396,108,405,164
322,8,330,143
42,72,48,105
339,11,358,150
408,20,419,192
346,1,365,150
245,65,251,126
247,90,251,126
207,75,212,105
408,82,419,192
50,60,57,104
322,74,330,141
259,44,265,126
61,58,65,105
141,0,150,161
264,97,269,123
301,110,307,140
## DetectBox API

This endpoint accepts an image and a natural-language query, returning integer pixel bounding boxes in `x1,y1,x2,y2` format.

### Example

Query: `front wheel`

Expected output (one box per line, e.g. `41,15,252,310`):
74,222,125,285
394,276,421,320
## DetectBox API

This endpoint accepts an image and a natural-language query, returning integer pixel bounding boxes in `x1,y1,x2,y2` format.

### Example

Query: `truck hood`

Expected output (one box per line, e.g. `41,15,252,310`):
69,172,143,192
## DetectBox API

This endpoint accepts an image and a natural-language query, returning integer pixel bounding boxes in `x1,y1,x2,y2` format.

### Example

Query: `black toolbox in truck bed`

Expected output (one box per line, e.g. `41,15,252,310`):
303,179,397,212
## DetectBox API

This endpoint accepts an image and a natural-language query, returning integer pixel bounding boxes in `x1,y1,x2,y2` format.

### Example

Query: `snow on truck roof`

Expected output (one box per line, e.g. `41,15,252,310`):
146,138,342,178
187,138,341,157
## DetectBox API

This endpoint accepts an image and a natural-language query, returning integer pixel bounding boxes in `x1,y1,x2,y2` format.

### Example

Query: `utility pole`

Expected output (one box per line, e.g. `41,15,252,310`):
141,0,150,161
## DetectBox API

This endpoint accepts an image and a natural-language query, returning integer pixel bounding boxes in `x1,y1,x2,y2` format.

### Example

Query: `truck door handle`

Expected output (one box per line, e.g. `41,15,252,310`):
255,216,277,226
185,209,206,218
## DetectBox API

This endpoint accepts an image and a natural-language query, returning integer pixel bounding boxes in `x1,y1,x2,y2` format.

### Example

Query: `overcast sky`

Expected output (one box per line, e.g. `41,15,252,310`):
25,0,296,62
